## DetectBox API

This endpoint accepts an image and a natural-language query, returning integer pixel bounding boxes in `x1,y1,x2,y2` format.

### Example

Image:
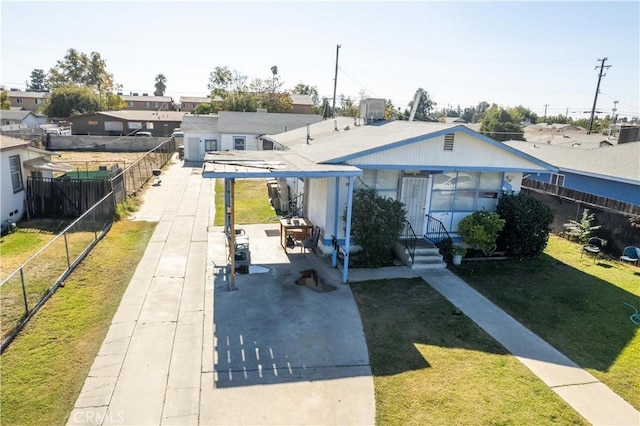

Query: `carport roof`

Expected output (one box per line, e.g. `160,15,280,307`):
202,150,362,179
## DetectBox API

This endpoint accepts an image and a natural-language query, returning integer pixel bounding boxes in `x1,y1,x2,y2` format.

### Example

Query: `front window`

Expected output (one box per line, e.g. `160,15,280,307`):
9,155,24,192
234,137,245,150
204,139,218,151
431,171,501,212
550,174,565,186
16,98,23,104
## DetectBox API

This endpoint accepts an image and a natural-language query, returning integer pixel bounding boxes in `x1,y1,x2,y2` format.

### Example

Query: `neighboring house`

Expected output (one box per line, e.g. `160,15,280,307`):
119,94,174,111
0,135,72,229
262,118,556,246
504,140,640,205
443,117,468,124
290,94,314,114
68,110,185,137
179,96,212,113
0,110,47,131
182,111,323,161
522,131,617,149
6,90,48,112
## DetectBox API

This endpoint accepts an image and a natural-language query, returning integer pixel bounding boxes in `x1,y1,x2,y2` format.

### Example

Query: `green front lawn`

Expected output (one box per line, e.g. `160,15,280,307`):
453,235,640,409
214,178,279,226
0,220,156,426
351,278,587,425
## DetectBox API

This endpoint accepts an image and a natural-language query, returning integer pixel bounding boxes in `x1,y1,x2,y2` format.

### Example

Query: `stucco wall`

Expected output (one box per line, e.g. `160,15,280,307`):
46,135,170,152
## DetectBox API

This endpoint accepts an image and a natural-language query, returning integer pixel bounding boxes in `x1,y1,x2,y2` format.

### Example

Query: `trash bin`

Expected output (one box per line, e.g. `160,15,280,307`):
229,228,251,273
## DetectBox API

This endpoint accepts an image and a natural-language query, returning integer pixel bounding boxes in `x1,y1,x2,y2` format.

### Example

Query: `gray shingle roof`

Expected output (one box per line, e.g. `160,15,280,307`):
181,115,219,133
217,111,322,135
180,96,211,103
121,95,173,103
504,140,640,184
6,91,48,99
267,118,461,163
0,110,40,121
0,134,31,151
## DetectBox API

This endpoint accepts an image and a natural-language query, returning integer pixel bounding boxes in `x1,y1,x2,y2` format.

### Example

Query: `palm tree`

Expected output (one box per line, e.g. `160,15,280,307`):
154,74,167,96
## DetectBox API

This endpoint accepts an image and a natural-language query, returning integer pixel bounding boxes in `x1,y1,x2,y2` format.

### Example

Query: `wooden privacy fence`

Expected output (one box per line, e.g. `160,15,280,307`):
522,178,640,215
26,177,112,219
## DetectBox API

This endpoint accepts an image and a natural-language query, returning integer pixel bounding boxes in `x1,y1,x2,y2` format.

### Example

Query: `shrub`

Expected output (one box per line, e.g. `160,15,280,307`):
563,208,601,243
457,210,505,254
345,188,406,267
496,192,554,258
115,196,142,220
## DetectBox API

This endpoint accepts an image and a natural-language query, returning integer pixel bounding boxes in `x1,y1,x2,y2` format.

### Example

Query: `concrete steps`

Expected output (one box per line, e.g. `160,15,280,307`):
395,240,448,270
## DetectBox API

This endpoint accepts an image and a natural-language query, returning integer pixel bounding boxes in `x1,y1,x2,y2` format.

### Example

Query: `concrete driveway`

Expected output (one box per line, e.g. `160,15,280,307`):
201,224,375,425
69,161,374,425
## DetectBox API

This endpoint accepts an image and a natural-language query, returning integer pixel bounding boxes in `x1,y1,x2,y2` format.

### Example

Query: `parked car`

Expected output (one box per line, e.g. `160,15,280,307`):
135,131,152,137
432,172,478,191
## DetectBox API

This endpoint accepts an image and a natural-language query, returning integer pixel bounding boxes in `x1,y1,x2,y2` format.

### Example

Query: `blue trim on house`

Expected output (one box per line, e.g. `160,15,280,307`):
326,125,557,172
352,164,556,173
202,170,362,179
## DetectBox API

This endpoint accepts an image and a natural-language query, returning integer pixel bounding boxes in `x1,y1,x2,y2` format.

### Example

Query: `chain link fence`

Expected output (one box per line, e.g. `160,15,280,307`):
0,192,115,352
1,140,177,352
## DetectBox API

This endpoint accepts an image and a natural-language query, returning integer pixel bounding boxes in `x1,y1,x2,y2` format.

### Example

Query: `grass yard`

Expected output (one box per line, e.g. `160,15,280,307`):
453,234,640,409
0,220,156,426
214,178,279,226
351,278,587,425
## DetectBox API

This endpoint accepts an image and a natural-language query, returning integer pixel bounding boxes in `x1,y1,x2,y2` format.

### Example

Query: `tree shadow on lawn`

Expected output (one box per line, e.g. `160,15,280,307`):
350,278,508,376
452,253,640,373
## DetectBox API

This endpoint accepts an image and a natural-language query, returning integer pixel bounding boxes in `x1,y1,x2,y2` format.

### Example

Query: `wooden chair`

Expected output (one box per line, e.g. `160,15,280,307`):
620,246,640,266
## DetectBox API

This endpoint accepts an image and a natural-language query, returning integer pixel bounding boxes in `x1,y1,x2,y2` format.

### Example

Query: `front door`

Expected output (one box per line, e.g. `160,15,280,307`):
400,175,430,236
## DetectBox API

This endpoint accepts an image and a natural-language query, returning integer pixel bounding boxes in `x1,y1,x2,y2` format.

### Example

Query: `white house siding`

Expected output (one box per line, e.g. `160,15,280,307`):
183,132,222,161
1,148,27,226
220,133,261,151
346,132,548,172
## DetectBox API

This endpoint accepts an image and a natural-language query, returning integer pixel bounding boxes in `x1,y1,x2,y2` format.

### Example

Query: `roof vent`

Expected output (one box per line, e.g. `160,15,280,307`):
344,125,350,131
443,133,455,151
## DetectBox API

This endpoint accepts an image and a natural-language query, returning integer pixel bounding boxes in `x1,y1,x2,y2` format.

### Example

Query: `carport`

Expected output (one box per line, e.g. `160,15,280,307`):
202,150,363,288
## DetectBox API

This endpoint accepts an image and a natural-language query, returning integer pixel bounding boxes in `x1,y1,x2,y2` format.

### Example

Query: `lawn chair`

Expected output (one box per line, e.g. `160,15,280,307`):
302,226,321,257
620,246,640,266
581,237,606,262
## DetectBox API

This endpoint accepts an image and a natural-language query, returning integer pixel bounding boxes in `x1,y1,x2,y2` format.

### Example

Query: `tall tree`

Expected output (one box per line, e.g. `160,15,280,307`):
27,69,48,92
46,48,118,101
154,74,167,96
44,85,101,117
208,66,233,96
480,104,524,141
1,89,11,110
405,88,437,122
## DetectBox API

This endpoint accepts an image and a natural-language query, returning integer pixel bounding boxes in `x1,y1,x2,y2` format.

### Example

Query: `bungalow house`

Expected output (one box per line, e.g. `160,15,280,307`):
6,90,48,112
182,111,323,161
119,94,174,111
0,110,47,132
504,140,640,205
0,135,72,230
202,118,556,280
179,96,212,113
68,110,186,137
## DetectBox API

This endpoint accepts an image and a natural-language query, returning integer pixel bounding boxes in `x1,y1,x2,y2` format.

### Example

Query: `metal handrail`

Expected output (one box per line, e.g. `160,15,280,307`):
401,220,418,265
424,214,454,259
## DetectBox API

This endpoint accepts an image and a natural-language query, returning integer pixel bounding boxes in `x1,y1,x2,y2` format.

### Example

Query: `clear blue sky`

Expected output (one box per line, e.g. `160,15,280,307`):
2,1,639,119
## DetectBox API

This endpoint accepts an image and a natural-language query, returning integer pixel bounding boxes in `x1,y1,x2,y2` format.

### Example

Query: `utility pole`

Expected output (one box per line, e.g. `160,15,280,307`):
587,57,611,134
565,107,569,120
332,44,341,118
610,100,619,137
543,104,549,120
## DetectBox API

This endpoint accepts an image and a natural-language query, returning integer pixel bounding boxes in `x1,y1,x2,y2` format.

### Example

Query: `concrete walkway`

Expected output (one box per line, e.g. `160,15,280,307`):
68,157,639,426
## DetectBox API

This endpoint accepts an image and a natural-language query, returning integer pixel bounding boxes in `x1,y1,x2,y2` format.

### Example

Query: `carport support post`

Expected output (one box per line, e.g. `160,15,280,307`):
332,177,340,268
228,178,236,290
224,179,231,231
342,176,355,283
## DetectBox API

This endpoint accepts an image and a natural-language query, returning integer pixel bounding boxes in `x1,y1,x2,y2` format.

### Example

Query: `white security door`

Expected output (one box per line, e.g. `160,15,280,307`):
187,137,200,161
400,176,430,236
